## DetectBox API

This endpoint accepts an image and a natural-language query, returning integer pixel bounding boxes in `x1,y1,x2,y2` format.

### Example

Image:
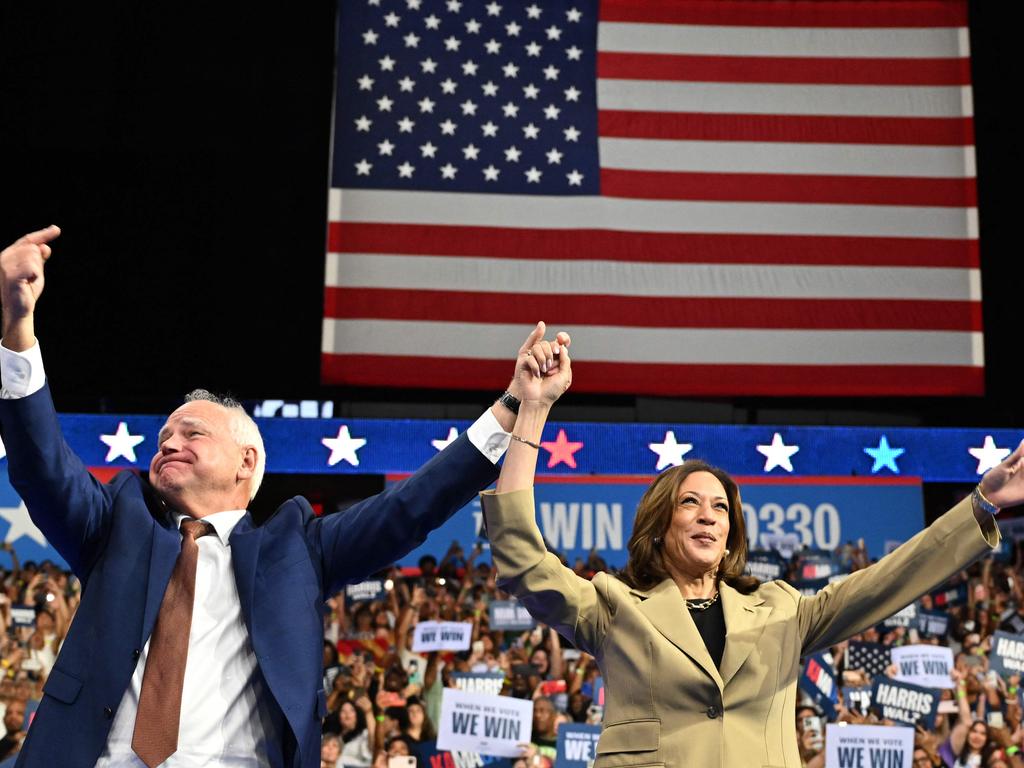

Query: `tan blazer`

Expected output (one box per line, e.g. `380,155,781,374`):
481,489,998,768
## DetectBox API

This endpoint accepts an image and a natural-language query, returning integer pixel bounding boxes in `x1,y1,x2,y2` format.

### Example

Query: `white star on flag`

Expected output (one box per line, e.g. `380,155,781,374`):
100,421,146,463
1,502,48,546
432,427,459,452
757,433,799,473
968,435,1011,474
648,431,693,470
322,425,368,467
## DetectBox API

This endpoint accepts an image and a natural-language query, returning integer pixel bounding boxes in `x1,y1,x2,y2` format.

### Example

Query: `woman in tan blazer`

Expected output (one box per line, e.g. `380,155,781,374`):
485,327,1024,768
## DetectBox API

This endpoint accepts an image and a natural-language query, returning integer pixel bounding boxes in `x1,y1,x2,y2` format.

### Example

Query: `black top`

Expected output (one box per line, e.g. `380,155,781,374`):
688,595,726,670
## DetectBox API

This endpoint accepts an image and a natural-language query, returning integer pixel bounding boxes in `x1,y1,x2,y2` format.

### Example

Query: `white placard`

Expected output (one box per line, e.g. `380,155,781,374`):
826,723,913,768
437,687,533,757
891,645,954,689
412,620,473,652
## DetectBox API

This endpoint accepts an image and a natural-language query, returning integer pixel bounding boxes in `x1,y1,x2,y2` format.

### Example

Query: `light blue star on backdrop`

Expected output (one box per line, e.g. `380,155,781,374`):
864,435,906,474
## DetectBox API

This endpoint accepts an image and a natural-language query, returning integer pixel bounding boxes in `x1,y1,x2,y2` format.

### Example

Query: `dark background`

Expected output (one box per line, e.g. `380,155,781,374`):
0,2,1018,429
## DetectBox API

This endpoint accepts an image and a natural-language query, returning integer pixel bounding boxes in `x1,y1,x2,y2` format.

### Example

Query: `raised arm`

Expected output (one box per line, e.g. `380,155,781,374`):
0,227,115,578
482,327,613,655
797,441,1024,654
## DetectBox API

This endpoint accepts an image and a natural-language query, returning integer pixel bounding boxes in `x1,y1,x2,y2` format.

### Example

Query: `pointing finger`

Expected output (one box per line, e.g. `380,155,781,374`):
17,225,61,246
518,321,545,355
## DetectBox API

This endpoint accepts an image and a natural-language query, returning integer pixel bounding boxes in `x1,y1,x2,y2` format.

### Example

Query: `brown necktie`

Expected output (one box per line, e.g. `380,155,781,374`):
132,519,213,767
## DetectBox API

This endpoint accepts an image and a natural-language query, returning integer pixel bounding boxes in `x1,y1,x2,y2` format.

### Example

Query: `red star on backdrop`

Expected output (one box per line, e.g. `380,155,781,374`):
541,428,583,469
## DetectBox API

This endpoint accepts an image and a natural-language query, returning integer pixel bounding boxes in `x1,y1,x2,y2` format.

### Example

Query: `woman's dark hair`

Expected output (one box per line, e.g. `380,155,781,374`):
385,705,411,732
338,699,367,742
620,460,759,594
404,697,437,741
957,719,992,765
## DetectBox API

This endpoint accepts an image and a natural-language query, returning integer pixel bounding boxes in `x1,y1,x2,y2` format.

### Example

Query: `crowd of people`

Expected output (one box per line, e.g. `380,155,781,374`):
3,516,1024,767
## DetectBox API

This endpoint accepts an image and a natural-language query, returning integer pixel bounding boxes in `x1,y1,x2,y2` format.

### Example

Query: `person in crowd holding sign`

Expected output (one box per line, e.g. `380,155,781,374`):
0,225,569,768
479,328,1024,767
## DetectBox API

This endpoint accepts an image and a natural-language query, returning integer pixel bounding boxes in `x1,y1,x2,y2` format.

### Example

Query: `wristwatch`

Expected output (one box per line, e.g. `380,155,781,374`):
497,391,521,415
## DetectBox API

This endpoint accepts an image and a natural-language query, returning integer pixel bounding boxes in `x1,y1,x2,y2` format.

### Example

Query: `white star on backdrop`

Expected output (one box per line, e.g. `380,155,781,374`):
322,426,367,467
648,431,693,471
757,433,799,473
100,421,146,463
1,503,47,546
968,435,1011,474
432,427,459,452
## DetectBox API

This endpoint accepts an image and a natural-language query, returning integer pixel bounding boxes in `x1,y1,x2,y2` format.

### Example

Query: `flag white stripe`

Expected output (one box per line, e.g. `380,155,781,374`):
598,22,968,60
596,80,972,118
598,137,976,179
325,253,981,302
331,189,977,240
322,319,983,366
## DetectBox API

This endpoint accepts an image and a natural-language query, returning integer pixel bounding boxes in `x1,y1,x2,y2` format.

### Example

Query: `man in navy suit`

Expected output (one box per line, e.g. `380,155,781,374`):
0,226,555,767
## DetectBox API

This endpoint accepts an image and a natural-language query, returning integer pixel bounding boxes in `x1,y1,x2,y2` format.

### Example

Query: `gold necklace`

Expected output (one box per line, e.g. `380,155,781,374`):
685,592,720,611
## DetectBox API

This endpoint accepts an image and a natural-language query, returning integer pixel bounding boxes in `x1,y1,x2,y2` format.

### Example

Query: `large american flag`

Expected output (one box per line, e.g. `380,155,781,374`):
324,0,979,396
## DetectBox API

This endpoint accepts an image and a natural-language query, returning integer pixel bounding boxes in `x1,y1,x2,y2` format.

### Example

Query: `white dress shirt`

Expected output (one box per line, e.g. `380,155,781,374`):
0,340,511,766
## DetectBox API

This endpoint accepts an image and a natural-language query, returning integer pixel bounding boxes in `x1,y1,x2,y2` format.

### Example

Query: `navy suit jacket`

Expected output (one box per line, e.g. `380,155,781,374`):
0,384,500,767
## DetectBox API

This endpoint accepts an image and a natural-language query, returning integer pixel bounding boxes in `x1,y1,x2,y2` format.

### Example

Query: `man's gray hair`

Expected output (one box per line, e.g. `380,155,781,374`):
184,389,266,500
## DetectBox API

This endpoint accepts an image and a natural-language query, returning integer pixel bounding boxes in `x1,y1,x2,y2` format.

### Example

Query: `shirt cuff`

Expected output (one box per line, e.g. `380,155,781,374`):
466,408,511,465
0,340,46,399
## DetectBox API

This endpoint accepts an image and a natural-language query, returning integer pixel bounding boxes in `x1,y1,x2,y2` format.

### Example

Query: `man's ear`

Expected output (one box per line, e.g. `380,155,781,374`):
238,446,258,481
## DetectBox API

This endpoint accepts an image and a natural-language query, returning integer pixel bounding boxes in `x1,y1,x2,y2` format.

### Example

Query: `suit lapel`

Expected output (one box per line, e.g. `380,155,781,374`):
636,579,725,691
719,582,772,688
141,514,182,647
230,513,263,637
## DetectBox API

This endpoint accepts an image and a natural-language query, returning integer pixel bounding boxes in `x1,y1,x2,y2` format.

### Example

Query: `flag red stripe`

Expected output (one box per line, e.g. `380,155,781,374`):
598,110,975,146
597,52,971,86
324,288,982,332
600,168,977,207
328,223,980,268
321,355,984,396
599,0,967,27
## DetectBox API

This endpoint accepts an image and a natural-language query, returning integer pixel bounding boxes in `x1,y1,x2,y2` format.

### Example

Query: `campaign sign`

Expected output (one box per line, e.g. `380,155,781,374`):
746,551,785,582
453,672,506,697
891,646,954,689
825,723,913,768
843,687,873,715
438,688,534,758
800,652,838,719
870,678,940,728
989,631,1024,678
414,621,473,652
930,584,967,609
917,610,950,638
881,603,918,630
489,600,536,631
10,605,36,627
345,579,386,603
555,724,602,768
413,741,514,768
394,477,924,568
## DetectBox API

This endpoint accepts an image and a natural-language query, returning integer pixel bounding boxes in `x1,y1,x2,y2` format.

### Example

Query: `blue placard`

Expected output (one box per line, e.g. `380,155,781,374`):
870,678,940,728
345,579,387,603
917,610,950,638
489,600,536,631
844,686,873,714
451,672,505,697
800,652,838,719
555,724,602,768
990,632,1024,679
745,551,786,581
